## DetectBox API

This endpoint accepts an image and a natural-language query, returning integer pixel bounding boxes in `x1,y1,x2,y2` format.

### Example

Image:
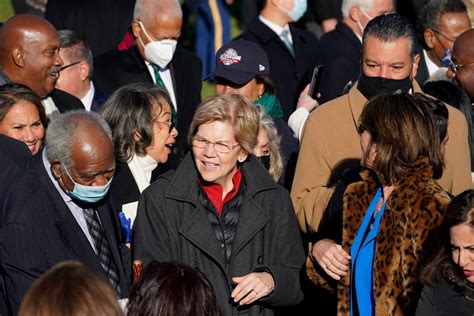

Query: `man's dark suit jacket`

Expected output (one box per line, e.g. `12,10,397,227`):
0,153,129,314
90,87,109,112
49,88,85,112
93,46,202,171
414,47,430,86
313,22,362,104
237,19,318,121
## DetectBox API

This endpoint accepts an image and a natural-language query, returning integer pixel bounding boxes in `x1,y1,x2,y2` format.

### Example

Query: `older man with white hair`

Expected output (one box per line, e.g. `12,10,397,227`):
0,111,129,314
94,0,202,173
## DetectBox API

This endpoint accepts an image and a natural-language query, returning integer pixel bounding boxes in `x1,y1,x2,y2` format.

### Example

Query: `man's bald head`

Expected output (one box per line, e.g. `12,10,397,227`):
447,29,474,100
0,15,62,98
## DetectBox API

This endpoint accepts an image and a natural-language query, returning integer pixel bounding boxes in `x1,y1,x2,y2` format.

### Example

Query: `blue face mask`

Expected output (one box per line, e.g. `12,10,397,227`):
286,0,307,22
64,168,112,203
440,48,453,68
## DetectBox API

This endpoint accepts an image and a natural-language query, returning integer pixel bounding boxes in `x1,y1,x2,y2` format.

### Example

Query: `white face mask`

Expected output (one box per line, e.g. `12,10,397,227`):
356,8,374,35
138,21,177,68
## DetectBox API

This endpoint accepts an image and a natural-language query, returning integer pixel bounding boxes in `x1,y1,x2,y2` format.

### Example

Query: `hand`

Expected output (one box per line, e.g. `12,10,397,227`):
310,238,350,280
297,84,319,111
225,0,234,4
231,272,275,305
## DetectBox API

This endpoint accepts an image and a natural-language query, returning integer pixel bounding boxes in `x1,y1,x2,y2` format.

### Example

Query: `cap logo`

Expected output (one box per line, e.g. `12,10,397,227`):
219,48,242,66
259,64,265,71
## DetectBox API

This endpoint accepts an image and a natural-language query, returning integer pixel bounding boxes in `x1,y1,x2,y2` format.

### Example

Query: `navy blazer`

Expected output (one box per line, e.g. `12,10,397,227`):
237,19,319,121
313,22,362,103
93,45,202,171
0,153,129,314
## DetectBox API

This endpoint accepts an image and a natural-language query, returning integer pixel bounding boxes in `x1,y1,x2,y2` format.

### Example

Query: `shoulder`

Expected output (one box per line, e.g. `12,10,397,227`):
308,92,351,124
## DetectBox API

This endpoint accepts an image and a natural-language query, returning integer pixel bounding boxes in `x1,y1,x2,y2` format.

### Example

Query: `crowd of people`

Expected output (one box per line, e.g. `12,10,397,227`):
0,0,473,315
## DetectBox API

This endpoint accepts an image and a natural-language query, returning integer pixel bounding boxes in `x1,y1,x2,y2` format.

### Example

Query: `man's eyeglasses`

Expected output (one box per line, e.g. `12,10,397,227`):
155,120,174,132
60,61,81,72
432,29,456,43
449,61,474,74
192,137,240,154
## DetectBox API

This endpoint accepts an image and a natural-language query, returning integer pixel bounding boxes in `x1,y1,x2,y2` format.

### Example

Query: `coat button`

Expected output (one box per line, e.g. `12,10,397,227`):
220,243,225,248
257,256,264,265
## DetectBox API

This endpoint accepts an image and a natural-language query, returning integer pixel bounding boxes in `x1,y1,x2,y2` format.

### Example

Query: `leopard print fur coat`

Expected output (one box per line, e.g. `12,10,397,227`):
308,157,450,315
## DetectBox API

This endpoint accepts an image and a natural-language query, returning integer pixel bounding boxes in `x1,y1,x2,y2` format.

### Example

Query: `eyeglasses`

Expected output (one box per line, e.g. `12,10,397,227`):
155,120,174,132
432,29,456,43
60,61,81,72
192,137,240,154
449,61,474,74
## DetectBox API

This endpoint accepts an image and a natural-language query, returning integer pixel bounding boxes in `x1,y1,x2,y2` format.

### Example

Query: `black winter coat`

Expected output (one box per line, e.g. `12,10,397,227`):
133,154,305,315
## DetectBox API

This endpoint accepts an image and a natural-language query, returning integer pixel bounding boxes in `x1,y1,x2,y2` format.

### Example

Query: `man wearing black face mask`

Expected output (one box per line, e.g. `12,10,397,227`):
291,13,472,235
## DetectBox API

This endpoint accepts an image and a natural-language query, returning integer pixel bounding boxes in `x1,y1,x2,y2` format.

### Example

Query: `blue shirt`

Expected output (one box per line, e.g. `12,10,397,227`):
350,187,387,316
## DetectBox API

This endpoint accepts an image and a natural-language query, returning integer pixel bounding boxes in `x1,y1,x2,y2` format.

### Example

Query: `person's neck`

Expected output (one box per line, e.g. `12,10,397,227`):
426,49,442,68
77,80,92,100
343,16,362,38
381,185,395,202
261,7,290,28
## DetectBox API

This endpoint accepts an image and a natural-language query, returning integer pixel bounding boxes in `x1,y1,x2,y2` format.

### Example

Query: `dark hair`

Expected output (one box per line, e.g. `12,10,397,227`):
18,261,123,316
418,0,467,48
58,29,94,79
412,93,449,142
127,261,222,316
255,74,275,95
363,13,418,60
0,83,48,128
358,93,445,184
100,83,170,163
420,189,474,294
422,80,474,170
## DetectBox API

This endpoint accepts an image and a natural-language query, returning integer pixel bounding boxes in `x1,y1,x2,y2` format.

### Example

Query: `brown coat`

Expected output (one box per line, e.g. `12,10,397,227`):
309,158,451,315
291,81,472,233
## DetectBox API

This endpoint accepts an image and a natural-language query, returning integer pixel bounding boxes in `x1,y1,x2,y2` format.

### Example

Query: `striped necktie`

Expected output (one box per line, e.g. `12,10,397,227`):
151,63,177,125
83,208,120,292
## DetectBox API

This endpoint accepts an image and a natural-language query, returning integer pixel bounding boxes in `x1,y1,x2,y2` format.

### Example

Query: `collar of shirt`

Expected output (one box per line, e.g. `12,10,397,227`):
259,15,293,44
81,81,95,111
423,49,440,76
42,96,59,116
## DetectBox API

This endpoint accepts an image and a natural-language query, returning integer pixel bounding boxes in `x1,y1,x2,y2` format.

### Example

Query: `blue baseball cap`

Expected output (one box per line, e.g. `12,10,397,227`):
209,40,271,85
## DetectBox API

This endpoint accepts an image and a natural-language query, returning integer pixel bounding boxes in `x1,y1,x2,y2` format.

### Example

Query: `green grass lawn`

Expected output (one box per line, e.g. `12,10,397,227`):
0,0,14,22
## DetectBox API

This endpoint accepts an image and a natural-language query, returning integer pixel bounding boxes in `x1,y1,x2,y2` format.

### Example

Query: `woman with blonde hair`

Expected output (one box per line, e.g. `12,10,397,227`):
133,93,305,315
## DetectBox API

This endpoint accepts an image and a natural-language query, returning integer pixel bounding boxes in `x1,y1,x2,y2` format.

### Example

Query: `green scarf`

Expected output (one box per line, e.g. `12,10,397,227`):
253,93,283,119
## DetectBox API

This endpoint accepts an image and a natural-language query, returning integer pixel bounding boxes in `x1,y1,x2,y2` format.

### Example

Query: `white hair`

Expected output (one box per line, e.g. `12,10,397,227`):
341,0,376,17
133,0,182,25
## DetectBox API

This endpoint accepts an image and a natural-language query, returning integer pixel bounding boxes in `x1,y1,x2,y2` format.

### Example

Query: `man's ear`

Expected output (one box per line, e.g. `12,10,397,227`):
424,29,435,49
131,20,142,39
349,6,362,22
12,47,25,67
50,160,63,179
411,53,421,80
79,62,90,82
